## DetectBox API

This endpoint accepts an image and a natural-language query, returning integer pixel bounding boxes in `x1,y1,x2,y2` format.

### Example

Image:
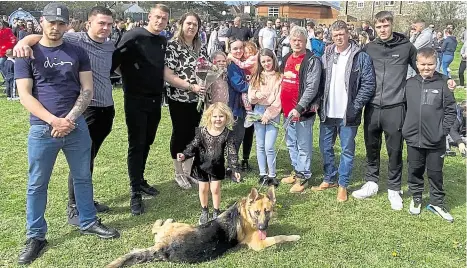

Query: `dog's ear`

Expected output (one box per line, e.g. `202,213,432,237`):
267,186,276,204
248,188,259,202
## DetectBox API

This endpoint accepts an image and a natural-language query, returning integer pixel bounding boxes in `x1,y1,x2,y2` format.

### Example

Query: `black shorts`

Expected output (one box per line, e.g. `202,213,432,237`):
192,166,224,182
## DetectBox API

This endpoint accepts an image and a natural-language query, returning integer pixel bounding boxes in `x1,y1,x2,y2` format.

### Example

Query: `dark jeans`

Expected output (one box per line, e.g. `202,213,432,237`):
407,146,445,206
232,116,246,154
363,105,405,191
168,98,202,159
242,125,254,160
124,94,162,191
68,106,115,205
459,60,466,87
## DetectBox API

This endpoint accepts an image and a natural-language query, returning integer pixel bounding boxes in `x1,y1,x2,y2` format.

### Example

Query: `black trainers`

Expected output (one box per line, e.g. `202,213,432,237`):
140,182,159,196
241,159,252,172
267,176,280,188
130,192,144,215
94,201,110,213
199,207,209,225
212,209,221,220
258,175,268,186
80,219,120,239
67,204,79,226
18,238,47,265
445,150,456,157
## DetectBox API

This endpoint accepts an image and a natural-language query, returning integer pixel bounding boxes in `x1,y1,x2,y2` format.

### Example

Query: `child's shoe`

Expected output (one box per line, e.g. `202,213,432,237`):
426,204,454,223
212,209,221,220
199,207,209,225
409,197,422,215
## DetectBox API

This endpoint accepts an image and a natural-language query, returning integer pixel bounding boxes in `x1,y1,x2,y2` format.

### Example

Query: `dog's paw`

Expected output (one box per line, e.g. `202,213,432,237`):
288,235,301,242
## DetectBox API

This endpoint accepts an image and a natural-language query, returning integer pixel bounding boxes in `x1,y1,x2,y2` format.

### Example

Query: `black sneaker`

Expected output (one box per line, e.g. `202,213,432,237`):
80,219,120,239
199,207,209,225
212,209,221,220
445,150,456,157
267,176,280,188
18,238,47,265
130,192,144,215
258,175,268,186
94,201,110,213
67,204,79,226
140,182,159,196
241,160,252,172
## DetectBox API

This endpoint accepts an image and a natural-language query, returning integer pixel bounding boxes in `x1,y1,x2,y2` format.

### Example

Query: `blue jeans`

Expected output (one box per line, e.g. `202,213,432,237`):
441,54,454,78
253,105,280,177
319,118,358,188
26,116,97,240
285,115,315,179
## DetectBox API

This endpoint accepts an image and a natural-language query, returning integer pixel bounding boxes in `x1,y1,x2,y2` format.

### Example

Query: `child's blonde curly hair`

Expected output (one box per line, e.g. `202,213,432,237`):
200,102,234,130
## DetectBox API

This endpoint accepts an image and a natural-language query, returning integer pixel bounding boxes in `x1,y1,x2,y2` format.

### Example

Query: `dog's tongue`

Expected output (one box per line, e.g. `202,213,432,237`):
258,230,267,240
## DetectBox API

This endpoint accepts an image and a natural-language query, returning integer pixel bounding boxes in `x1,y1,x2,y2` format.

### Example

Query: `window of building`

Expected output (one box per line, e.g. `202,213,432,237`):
268,6,279,17
407,1,413,4
385,1,395,6
375,1,381,6
357,1,364,8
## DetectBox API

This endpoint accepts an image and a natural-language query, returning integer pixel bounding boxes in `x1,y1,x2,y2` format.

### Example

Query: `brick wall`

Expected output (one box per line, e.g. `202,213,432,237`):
340,1,421,22
257,5,338,20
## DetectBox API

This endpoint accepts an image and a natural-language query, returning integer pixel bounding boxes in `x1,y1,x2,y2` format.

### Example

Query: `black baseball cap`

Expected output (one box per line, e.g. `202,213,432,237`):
42,3,69,24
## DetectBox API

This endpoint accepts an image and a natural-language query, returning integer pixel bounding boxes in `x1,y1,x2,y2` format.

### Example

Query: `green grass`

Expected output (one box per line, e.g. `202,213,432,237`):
0,54,466,267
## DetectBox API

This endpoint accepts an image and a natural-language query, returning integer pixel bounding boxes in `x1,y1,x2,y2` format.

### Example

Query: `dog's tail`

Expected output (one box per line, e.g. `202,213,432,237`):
106,247,163,268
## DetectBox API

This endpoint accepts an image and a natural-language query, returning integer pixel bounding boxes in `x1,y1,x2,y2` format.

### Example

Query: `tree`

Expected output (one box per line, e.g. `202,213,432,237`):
414,1,466,35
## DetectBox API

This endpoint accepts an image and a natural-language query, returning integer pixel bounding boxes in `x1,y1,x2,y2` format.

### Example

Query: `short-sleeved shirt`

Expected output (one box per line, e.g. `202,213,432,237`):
63,32,115,107
15,42,91,125
226,26,252,41
165,40,208,103
280,53,305,117
259,27,277,50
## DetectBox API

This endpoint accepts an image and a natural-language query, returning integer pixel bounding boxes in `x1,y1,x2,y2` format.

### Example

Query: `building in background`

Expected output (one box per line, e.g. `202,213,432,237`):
339,1,422,22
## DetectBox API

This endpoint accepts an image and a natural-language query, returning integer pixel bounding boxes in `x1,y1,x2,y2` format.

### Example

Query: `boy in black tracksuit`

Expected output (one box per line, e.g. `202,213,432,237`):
402,47,456,222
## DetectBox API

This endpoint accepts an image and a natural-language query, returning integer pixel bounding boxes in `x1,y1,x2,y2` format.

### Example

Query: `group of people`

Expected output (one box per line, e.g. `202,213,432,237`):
6,2,466,265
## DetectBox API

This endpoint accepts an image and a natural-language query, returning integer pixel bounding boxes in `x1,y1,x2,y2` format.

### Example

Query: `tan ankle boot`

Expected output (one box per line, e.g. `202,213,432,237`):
337,186,348,202
181,157,198,185
311,182,338,192
173,159,191,189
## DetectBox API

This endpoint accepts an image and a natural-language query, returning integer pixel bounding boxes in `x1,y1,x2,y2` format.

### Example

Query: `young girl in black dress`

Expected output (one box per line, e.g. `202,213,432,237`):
177,103,241,224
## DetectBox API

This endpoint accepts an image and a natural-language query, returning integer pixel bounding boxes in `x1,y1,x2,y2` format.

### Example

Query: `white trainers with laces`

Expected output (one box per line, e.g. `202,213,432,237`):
388,189,403,210
351,181,379,199
426,204,454,223
409,197,422,215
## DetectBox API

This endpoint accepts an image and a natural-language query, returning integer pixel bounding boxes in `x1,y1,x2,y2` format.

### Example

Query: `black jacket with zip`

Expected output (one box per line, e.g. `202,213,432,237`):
402,73,456,149
363,32,418,108
280,49,324,120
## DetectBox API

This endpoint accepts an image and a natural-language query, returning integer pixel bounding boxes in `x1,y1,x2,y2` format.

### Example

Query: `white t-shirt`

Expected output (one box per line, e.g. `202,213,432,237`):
259,27,277,50
327,45,351,119
281,36,290,57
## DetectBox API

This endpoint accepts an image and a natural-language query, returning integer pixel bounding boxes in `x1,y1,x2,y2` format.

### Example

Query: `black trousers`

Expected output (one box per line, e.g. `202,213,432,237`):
68,105,115,205
459,60,466,87
242,125,254,160
363,105,405,191
407,146,445,206
124,94,162,191
168,98,202,159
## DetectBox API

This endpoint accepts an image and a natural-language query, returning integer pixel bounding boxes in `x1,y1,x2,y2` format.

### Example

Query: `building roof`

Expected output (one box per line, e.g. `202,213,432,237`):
255,1,340,10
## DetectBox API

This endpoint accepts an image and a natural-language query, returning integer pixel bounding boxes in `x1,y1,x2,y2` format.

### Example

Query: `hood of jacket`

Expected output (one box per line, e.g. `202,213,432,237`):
374,32,410,48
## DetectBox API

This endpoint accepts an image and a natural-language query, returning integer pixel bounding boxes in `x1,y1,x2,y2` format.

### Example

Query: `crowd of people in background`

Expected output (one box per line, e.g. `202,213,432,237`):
1,3,466,265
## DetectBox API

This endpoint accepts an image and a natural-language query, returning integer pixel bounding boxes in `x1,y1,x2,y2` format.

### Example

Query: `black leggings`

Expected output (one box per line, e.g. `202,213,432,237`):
459,60,466,87
242,125,254,160
168,98,202,159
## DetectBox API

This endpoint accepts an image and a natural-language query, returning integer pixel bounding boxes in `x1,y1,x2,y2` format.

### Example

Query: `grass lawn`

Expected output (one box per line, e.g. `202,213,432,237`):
0,53,466,267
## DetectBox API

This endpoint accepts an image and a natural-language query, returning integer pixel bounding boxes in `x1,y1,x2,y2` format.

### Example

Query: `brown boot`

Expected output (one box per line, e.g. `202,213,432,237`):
337,186,348,202
311,181,338,192
290,179,308,193
282,172,296,184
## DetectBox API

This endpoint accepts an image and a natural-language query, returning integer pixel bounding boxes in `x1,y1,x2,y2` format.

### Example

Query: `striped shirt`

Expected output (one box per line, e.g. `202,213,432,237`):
63,32,115,107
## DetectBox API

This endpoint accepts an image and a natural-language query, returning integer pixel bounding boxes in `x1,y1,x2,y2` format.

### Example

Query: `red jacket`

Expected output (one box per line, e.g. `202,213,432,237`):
0,28,17,57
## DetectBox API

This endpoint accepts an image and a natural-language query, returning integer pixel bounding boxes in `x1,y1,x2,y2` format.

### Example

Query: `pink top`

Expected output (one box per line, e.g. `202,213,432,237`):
208,74,229,105
230,54,258,74
248,71,282,120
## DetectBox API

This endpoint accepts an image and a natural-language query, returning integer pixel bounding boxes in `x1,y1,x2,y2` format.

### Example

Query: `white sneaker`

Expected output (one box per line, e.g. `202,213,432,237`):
351,181,378,199
409,197,422,215
427,204,454,223
388,189,403,210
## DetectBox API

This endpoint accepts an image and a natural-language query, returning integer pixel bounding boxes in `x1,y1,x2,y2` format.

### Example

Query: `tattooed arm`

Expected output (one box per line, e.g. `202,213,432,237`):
66,71,94,122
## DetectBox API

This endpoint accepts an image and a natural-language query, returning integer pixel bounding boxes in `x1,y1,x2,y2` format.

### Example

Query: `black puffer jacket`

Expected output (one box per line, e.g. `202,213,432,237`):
363,32,417,108
280,49,324,120
402,73,456,149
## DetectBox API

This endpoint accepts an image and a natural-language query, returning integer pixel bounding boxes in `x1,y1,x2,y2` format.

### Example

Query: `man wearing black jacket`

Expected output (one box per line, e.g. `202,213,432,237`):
111,4,169,215
402,47,456,222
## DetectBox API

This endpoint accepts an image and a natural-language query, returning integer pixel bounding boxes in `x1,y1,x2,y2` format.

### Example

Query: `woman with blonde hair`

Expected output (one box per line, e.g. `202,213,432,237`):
358,31,370,48
164,12,209,189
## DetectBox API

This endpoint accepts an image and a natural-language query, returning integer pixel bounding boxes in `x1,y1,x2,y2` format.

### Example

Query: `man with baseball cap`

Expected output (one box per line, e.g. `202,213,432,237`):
15,3,119,265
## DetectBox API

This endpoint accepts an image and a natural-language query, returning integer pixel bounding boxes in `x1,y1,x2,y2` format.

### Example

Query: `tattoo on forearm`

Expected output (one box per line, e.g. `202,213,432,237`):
66,89,92,121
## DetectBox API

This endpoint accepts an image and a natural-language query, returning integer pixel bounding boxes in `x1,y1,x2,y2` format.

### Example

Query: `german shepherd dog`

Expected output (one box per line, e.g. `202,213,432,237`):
107,187,300,267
